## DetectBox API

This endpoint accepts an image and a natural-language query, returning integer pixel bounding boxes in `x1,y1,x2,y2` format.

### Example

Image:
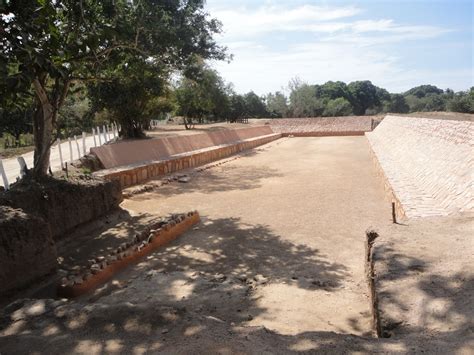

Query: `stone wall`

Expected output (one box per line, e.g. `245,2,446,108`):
91,126,274,169
0,206,57,296
0,177,122,239
366,115,473,218
269,117,375,135
94,133,280,189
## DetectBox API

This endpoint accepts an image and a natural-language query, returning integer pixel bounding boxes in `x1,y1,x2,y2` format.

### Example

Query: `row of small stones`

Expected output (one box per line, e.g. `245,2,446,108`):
60,211,198,288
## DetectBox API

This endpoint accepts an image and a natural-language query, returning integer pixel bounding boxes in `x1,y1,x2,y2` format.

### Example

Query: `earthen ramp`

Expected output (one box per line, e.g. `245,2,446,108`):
366,115,473,218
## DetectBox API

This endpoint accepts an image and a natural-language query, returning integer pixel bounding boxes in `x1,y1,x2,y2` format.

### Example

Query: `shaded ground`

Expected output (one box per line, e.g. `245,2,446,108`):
373,214,474,352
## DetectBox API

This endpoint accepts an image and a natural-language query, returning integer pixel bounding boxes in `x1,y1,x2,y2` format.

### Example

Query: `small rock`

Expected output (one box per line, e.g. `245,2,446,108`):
95,256,105,263
73,276,83,285
90,264,101,274
254,274,268,285
211,273,226,282
178,176,190,183
162,328,169,334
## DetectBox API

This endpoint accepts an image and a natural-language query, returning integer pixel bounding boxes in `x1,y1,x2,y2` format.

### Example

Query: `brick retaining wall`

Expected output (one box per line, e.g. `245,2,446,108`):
94,133,281,189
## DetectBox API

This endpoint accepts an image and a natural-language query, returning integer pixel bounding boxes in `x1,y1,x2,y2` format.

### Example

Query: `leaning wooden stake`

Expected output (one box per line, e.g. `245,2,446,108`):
391,202,397,224
365,229,382,337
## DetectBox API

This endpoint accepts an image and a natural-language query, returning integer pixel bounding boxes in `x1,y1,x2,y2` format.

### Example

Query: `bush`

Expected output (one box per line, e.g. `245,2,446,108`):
323,98,353,116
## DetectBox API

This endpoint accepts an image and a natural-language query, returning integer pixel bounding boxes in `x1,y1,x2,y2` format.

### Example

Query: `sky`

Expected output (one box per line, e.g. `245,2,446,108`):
205,0,473,95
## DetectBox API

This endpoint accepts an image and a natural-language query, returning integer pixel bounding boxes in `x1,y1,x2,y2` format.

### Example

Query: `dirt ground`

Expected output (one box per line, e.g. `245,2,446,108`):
1,136,472,354
374,214,474,351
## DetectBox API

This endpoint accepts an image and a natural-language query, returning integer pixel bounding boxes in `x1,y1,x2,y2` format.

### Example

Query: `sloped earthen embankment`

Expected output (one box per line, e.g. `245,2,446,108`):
366,115,473,218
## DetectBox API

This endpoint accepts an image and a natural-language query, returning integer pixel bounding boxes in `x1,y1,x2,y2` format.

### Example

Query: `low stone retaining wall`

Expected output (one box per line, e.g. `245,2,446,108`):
94,133,281,189
269,116,375,135
283,131,366,137
57,211,200,298
0,206,57,296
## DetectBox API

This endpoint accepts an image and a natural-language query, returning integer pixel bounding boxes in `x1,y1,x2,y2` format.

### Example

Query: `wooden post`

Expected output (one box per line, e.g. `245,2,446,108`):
57,138,64,169
392,202,397,224
0,159,9,190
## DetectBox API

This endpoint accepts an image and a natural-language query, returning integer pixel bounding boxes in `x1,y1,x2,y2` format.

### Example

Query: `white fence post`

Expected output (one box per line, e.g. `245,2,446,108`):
97,126,102,145
82,132,86,155
113,123,117,138
92,128,97,147
57,138,64,169
68,137,73,161
102,125,107,143
17,156,27,178
0,159,9,190
74,135,80,158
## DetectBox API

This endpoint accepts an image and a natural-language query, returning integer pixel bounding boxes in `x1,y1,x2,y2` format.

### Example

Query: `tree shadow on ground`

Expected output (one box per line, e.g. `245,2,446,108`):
0,216,366,354
132,162,284,198
373,244,474,353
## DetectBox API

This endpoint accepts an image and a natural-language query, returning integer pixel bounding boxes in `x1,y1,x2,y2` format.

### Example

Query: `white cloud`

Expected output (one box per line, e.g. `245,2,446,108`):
211,4,362,38
206,2,467,94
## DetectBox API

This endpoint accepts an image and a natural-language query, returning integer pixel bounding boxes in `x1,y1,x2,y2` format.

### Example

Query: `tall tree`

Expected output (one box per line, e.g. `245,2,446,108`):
347,80,379,115
1,0,226,176
266,91,288,118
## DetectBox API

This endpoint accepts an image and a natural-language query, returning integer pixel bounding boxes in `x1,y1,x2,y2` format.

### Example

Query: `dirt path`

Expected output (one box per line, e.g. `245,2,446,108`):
110,136,392,336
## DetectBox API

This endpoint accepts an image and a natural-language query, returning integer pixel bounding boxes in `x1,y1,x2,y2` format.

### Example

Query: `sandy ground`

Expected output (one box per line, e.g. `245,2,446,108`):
1,136,472,354
373,214,474,351
106,136,393,337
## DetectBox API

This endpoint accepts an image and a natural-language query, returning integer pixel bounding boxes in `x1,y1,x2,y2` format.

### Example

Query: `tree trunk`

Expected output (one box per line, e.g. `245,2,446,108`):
32,78,54,177
184,117,194,130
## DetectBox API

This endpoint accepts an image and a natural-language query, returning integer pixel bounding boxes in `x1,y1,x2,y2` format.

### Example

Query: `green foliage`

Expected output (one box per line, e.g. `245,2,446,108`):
347,81,380,115
228,94,247,121
1,0,227,173
447,89,474,113
175,60,231,128
0,93,33,142
404,85,443,98
323,98,353,116
385,94,410,113
288,79,324,117
243,92,268,118
266,91,289,118
88,58,169,137
315,81,349,101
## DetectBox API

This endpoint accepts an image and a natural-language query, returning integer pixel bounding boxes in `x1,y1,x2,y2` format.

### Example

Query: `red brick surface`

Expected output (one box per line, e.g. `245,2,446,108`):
94,133,281,189
366,115,473,218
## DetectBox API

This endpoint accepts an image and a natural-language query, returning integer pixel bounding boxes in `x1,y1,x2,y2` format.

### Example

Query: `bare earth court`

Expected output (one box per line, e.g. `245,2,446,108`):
1,133,472,354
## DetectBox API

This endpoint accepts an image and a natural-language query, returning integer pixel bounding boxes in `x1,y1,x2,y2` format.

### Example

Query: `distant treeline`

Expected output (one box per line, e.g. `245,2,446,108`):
263,80,473,118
